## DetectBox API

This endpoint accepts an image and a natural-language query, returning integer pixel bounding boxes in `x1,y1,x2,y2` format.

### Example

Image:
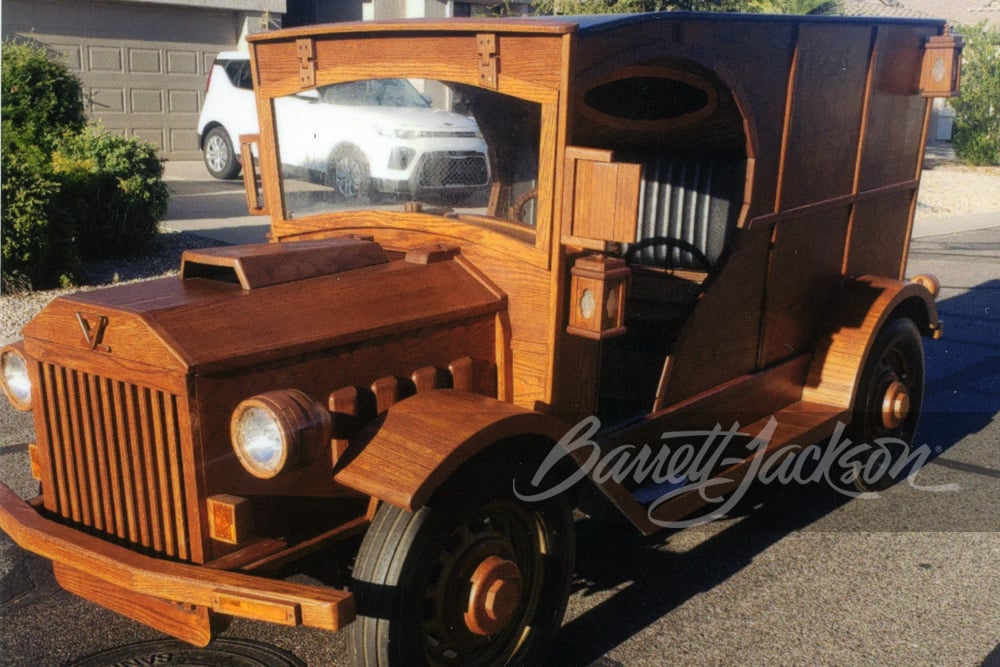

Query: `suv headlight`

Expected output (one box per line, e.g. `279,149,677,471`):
376,125,420,139
230,390,331,479
1,345,32,411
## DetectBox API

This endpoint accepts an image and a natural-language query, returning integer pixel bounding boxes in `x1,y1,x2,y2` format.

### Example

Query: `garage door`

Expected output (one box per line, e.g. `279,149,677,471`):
3,0,243,160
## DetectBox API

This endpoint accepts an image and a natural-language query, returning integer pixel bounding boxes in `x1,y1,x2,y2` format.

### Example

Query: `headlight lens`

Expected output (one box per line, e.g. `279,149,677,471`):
230,390,331,479
1,347,32,411
233,406,286,476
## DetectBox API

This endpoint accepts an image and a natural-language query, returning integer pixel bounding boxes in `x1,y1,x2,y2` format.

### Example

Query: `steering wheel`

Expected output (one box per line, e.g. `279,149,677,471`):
624,236,713,273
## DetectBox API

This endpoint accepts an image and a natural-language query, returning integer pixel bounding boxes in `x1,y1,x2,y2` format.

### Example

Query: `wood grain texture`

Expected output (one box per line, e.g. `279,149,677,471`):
333,390,568,510
0,483,355,634
802,276,938,410
55,562,217,646
181,237,387,290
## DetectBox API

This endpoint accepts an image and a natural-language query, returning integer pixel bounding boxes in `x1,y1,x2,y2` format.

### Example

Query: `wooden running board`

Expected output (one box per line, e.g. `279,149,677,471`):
607,401,848,535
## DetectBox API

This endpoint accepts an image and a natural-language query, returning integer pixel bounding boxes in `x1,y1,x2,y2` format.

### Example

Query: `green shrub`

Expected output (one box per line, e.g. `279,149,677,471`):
1,40,170,292
1,41,86,291
1,40,85,153
0,134,79,292
952,23,1000,166
52,128,170,259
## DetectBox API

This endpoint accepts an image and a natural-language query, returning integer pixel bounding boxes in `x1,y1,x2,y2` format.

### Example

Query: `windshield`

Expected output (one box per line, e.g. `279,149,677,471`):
318,79,431,107
274,78,542,233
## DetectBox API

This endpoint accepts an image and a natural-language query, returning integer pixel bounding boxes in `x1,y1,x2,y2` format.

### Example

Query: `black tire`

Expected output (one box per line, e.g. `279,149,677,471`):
844,317,925,492
349,450,574,667
327,146,372,200
202,126,241,179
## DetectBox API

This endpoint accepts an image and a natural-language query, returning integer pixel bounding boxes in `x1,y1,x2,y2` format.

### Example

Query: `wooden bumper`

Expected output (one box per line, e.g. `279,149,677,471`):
0,483,354,646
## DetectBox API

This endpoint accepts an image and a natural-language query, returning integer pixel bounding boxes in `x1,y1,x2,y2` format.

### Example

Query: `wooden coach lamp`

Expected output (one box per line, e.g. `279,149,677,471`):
561,146,640,340
566,255,630,340
920,33,964,98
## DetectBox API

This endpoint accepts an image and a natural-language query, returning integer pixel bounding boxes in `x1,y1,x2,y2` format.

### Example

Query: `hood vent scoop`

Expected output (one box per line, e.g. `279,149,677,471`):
181,237,388,290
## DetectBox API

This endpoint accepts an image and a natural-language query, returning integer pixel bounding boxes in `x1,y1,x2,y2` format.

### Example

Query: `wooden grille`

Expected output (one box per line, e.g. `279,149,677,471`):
38,363,192,561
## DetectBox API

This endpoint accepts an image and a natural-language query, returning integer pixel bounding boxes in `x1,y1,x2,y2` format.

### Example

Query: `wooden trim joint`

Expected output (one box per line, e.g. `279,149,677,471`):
477,33,498,89
296,38,316,88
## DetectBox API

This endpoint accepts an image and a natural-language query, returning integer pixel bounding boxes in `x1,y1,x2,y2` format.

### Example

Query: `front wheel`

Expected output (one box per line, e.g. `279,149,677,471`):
202,127,241,179
844,317,926,492
349,453,574,666
327,147,372,200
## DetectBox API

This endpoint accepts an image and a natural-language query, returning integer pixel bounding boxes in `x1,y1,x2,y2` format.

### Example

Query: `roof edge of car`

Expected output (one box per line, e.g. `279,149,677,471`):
246,11,945,45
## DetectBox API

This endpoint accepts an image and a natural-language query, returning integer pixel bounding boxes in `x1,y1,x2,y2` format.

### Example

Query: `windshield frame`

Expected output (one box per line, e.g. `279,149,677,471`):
259,75,559,267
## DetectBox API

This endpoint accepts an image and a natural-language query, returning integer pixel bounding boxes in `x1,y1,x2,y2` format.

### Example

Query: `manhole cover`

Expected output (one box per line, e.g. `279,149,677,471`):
68,637,306,667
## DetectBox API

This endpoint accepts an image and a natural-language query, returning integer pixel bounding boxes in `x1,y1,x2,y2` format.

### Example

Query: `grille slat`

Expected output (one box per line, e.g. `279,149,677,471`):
97,376,128,540
39,363,191,560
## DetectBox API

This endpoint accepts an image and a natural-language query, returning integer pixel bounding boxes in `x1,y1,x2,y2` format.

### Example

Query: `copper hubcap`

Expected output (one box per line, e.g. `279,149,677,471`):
881,380,910,430
463,555,522,636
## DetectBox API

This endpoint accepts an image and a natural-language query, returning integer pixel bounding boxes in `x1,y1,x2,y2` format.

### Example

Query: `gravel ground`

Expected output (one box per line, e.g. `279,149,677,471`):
916,162,1000,219
3,160,999,341
0,230,223,341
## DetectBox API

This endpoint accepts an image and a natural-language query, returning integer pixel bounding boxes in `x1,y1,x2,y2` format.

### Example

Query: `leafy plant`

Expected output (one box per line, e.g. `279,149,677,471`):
951,22,1000,166
1,40,85,153
53,128,169,258
1,41,86,291
1,40,170,292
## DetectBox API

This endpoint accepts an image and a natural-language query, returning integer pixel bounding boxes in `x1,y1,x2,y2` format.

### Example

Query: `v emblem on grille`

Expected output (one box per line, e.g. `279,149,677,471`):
76,312,111,353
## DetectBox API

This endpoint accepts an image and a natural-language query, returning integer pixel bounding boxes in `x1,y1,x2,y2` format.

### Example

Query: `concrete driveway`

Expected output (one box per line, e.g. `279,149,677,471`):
162,161,270,245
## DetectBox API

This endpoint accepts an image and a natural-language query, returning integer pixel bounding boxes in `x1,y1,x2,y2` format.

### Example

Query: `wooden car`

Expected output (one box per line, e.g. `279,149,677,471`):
0,12,962,666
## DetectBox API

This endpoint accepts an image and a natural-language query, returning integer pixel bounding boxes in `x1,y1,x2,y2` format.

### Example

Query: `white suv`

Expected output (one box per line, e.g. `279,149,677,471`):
197,53,490,202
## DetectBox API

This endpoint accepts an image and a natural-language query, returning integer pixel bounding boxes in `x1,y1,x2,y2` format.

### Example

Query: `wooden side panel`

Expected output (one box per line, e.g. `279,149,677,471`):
760,207,850,367
678,19,797,220
779,24,872,210
846,189,915,278
655,225,772,406
858,25,931,191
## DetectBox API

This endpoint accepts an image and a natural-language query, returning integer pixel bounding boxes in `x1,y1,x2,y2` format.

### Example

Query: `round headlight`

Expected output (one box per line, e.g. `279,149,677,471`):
233,406,286,476
1,347,32,411
230,390,331,479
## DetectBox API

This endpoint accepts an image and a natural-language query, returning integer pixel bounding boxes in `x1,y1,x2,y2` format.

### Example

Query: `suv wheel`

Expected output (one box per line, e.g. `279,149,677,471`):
327,147,371,200
203,127,241,180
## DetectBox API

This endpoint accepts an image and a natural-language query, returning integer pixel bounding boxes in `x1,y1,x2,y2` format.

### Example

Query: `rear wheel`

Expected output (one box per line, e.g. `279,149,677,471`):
203,127,241,179
349,452,574,666
845,317,925,492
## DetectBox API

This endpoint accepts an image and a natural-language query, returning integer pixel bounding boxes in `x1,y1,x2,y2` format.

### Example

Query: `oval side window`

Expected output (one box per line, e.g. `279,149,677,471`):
584,76,711,121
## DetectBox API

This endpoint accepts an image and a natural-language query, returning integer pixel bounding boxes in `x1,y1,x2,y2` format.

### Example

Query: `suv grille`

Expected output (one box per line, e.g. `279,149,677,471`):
417,152,490,188
38,363,194,561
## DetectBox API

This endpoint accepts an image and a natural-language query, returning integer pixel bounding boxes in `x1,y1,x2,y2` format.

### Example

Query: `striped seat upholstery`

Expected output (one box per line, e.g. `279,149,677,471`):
631,155,744,270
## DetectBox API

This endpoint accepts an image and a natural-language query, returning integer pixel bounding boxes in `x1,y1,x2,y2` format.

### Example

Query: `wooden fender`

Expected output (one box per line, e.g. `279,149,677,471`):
333,389,569,511
803,275,940,411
